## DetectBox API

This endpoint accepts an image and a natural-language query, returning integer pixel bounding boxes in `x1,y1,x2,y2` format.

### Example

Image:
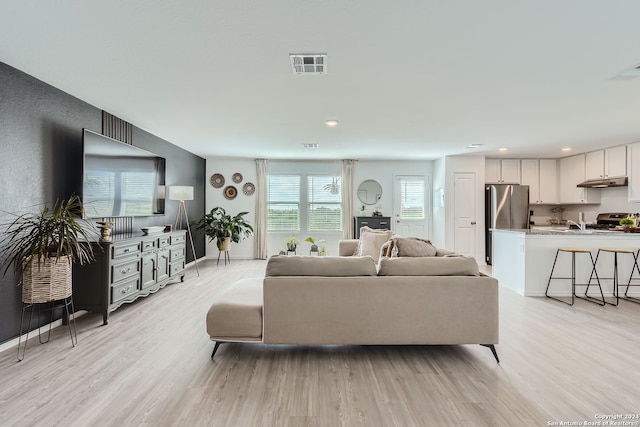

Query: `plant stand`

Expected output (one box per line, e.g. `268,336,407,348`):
17,296,77,362
217,249,231,266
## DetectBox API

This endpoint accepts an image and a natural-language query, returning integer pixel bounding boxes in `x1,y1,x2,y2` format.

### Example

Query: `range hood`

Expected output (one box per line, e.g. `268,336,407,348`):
577,176,628,188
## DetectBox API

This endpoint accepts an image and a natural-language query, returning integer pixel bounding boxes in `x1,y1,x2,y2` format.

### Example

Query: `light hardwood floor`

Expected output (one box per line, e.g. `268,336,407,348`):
1,259,639,427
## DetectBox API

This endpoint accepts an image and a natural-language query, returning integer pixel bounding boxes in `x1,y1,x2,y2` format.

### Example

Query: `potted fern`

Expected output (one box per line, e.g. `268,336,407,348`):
192,207,254,251
1,196,97,303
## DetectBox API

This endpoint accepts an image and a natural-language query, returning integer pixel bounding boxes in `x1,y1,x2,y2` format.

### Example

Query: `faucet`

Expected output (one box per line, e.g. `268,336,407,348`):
567,220,586,231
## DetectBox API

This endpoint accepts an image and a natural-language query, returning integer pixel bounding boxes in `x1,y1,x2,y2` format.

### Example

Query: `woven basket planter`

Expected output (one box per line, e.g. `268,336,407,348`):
21,256,72,304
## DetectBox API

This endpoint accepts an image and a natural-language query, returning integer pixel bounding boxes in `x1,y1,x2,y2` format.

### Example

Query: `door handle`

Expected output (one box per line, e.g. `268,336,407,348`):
471,221,476,225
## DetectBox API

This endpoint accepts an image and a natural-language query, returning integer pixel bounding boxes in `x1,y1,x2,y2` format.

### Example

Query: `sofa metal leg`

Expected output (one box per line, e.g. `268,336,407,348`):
480,344,500,364
211,341,224,359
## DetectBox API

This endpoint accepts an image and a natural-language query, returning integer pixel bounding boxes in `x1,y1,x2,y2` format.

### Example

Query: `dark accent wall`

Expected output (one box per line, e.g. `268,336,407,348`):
0,61,205,344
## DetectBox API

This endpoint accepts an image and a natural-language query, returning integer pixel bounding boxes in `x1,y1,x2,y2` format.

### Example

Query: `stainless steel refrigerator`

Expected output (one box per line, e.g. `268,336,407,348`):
485,184,530,265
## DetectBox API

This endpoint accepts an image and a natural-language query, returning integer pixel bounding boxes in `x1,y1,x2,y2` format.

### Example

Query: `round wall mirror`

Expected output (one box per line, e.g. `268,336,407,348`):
357,180,383,205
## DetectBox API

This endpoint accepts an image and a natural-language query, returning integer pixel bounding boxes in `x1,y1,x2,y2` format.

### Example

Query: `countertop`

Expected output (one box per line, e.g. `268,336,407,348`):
492,227,639,236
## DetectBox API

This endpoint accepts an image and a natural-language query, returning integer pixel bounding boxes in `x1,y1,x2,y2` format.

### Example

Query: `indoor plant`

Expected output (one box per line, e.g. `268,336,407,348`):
192,207,254,250
619,217,635,231
286,236,298,252
1,195,97,303
305,237,319,253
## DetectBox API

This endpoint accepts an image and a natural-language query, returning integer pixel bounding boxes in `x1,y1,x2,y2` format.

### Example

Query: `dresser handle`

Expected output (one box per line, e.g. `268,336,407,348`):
380,222,388,225
123,249,130,253
120,286,132,294
361,221,369,225
120,267,131,274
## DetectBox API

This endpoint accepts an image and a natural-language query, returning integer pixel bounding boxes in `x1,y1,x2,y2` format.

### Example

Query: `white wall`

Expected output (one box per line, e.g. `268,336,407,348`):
204,157,440,258
205,157,256,259
354,160,434,238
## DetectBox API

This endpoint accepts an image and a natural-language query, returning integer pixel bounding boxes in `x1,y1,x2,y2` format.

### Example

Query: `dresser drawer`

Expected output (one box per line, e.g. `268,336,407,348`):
170,261,185,276
158,235,171,248
171,234,185,244
170,246,185,262
111,277,139,304
142,239,157,251
111,259,140,284
112,242,141,259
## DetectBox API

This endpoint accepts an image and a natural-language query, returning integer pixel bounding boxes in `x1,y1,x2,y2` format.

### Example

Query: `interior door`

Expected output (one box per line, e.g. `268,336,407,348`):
393,175,429,238
454,172,477,257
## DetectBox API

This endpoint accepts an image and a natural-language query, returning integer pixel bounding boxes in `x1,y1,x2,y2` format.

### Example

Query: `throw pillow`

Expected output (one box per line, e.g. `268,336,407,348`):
392,237,438,257
355,226,393,263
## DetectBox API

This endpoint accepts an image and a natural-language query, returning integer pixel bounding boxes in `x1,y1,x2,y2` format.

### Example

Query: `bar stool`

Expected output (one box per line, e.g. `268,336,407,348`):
621,249,640,304
589,248,637,306
545,247,605,306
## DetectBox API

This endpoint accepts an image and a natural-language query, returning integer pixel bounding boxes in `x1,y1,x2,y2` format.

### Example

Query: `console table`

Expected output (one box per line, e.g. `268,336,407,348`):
354,216,392,238
72,231,186,325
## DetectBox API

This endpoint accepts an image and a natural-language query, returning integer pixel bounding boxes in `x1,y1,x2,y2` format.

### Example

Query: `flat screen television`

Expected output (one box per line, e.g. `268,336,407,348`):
82,129,166,218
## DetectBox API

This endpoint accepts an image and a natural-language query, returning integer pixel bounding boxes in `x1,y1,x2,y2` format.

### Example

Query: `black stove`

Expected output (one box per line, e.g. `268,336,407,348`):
569,213,629,230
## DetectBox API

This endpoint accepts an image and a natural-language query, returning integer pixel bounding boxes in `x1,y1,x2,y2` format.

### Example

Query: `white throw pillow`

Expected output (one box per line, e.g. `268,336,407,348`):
355,226,393,263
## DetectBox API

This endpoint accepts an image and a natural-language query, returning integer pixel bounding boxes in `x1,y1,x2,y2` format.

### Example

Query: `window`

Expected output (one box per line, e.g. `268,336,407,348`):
308,176,342,232
267,175,300,231
399,177,425,219
267,172,342,232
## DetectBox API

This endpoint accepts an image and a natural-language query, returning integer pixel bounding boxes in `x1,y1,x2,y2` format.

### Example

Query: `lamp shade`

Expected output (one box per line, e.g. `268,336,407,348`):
169,186,194,201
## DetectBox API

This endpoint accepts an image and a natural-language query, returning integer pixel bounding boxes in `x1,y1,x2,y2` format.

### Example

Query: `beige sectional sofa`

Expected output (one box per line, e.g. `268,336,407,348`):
206,241,500,363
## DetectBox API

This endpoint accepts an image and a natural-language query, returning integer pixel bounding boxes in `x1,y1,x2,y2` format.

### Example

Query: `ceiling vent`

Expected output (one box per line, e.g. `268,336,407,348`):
290,54,327,74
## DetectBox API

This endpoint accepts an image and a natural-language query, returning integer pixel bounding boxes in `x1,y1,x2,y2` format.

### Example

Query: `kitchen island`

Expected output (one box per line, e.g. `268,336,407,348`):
492,228,640,297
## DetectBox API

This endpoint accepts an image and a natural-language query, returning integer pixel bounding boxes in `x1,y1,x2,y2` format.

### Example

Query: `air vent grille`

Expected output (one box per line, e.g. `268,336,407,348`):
290,54,327,74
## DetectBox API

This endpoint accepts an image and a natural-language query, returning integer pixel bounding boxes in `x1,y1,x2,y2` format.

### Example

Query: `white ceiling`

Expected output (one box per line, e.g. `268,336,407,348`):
3,1,640,160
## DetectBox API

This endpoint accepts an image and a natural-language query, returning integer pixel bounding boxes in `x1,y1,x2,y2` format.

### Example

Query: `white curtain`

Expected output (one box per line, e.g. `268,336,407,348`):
342,159,355,239
255,159,268,259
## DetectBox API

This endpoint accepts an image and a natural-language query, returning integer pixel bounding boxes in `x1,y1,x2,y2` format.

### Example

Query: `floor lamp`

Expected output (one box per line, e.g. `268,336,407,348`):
169,186,199,277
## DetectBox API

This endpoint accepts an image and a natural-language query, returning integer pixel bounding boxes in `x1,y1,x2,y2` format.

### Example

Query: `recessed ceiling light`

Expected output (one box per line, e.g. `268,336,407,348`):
325,120,339,127
303,143,319,148
562,147,572,152
466,144,484,149
498,147,508,152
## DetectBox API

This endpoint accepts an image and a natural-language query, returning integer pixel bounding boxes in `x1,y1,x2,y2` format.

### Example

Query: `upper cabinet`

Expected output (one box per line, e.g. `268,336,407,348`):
585,146,627,180
585,150,605,180
628,142,640,202
520,159,558,204
485,159,520,184
559,154,601,204
605,145,627,178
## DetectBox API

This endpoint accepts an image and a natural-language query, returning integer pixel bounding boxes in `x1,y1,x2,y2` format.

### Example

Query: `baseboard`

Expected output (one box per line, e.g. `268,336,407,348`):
0,310,87,355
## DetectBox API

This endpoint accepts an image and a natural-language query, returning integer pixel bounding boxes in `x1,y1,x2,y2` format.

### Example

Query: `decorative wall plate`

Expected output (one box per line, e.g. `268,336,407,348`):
232,172,243,183
243,182,255,196
210,173,225,188
223,185,238,200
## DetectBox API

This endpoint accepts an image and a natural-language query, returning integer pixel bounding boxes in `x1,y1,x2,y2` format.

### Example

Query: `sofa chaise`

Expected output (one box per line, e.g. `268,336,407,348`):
206,242,500,363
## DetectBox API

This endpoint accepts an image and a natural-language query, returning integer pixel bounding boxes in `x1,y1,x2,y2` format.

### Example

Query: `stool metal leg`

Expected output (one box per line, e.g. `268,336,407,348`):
621,250,640,304
546,250,574,305
546,249,605,306
578,252,605,306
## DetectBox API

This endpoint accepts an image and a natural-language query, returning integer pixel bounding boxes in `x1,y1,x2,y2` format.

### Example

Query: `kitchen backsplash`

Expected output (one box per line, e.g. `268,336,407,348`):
530,186,639,225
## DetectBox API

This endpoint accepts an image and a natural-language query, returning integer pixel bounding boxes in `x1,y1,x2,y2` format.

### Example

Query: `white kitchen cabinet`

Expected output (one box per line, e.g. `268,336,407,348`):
520,159,558,204
538,159,559,204
585,150,604,180
585,146,626,179
605,145,626,178
628,142,640,202
485,159,520,183
559,154,600,204
520,159,539,204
